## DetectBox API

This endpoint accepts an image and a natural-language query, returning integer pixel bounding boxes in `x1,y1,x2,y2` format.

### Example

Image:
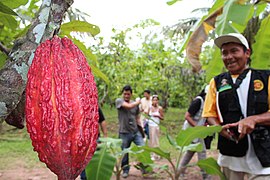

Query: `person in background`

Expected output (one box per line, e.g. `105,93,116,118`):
179,86,210,180
115,85,145,178
148,95,164,160
203,33,270,179
80,107,108,180
98,108,108,139
140,89,152,140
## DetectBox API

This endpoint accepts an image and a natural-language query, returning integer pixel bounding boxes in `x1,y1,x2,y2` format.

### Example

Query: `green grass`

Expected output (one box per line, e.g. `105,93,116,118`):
0,125,42,169
0,105,191,170
100,104,119,138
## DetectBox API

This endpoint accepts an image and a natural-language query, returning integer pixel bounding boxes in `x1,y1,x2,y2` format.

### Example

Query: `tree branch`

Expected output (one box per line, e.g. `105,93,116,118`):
0,0,74,127
0,42,10,55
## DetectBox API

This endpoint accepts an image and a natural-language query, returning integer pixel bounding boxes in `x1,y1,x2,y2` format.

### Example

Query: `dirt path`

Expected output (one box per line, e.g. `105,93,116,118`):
0,164,218,180
0,152,220,180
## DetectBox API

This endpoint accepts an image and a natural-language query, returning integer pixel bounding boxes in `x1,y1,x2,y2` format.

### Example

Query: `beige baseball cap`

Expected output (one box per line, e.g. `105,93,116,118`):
214,33,249,49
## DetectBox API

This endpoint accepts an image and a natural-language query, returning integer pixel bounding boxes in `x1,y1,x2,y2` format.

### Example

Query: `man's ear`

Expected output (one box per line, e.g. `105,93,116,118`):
246,49,251,57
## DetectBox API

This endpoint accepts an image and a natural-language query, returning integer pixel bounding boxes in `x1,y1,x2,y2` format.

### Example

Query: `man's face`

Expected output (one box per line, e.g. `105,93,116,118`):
123,90,132,102
221,43,250,75
143,92,150,99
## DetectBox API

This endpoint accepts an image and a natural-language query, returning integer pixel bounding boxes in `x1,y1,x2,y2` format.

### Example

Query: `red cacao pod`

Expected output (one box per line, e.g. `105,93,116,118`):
25,36,99,180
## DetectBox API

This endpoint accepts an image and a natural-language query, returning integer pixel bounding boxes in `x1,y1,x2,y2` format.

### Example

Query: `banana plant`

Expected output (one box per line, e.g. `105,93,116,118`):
139,125,225,180
85,137,151,180
85,125,224,180
85,142,116,180
170,0,270,81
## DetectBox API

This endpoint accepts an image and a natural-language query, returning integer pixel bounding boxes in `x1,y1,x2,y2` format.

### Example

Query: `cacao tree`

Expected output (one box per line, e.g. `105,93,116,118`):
93,19,206,109
0,0,74,128
0,1,103,179
0,0,106,128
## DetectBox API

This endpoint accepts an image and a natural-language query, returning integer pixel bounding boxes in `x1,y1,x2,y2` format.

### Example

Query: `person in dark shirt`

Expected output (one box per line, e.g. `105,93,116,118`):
115,85,145,178
97,108,108,138
203,33,270,179
179,86,210,180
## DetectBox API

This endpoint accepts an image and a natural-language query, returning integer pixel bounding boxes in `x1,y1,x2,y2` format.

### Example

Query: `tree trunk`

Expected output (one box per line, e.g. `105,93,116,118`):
0,0,74,128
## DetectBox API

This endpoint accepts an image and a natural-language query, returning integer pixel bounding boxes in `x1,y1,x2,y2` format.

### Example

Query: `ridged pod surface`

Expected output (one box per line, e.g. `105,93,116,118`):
25,36,99,180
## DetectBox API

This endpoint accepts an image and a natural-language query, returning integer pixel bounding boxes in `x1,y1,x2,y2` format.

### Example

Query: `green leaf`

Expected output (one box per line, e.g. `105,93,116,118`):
1,0,28,9
182,142,203,153
166,0,182,6
215,1,252,35
98,138,123,158
254,3,267,16
90,65,110,84
99,137,122,147
208,0,225,15
227,3,252,26
230,21,245,33
197,158,226,180
61,20,100,36
0,2,18,16
251,14,270,69
72,38,98,64
141,146,171,160
215,0,236,35
0,12,17,29
215,0,251,35
0,53,7,68
176,126,221,147
130,146,152,165
85,146,116,180
166,132,177,146
131,146,153,172
206,48,225,82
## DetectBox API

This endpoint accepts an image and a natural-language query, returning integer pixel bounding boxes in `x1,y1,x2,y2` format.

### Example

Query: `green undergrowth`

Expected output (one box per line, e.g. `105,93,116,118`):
0,105,216,170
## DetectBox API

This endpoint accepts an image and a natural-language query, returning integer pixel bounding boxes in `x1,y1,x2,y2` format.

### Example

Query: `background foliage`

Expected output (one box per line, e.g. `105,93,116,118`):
1,0,270,112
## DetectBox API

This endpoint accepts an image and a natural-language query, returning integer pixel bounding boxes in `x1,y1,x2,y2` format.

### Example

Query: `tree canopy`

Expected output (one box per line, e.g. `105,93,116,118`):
0,0,270,127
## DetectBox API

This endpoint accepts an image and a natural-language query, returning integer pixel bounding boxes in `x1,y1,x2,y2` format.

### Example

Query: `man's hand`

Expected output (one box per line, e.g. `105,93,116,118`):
222,116,257,141
207,117,241,142
135,97,141,103
237,116,256,139
220,124,238,141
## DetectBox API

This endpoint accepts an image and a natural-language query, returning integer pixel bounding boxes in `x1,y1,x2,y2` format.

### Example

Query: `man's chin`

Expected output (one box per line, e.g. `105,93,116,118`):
227,67,239,74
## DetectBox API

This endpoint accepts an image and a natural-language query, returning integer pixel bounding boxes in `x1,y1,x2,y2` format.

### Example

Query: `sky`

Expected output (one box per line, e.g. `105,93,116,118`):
73,0,212,38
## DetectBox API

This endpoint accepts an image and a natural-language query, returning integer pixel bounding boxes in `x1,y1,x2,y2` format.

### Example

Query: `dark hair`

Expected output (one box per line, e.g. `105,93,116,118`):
122,85,132,94
144,89,151,94
242,45,252,66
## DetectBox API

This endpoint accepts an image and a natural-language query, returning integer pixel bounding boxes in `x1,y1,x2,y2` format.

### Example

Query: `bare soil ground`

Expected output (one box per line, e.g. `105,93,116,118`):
0,151,220,180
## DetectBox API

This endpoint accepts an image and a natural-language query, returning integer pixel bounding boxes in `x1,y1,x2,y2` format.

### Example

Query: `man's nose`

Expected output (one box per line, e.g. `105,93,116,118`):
225,53,233,59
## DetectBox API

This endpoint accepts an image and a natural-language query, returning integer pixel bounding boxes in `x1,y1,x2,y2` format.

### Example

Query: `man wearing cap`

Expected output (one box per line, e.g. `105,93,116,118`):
203,33,270,179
